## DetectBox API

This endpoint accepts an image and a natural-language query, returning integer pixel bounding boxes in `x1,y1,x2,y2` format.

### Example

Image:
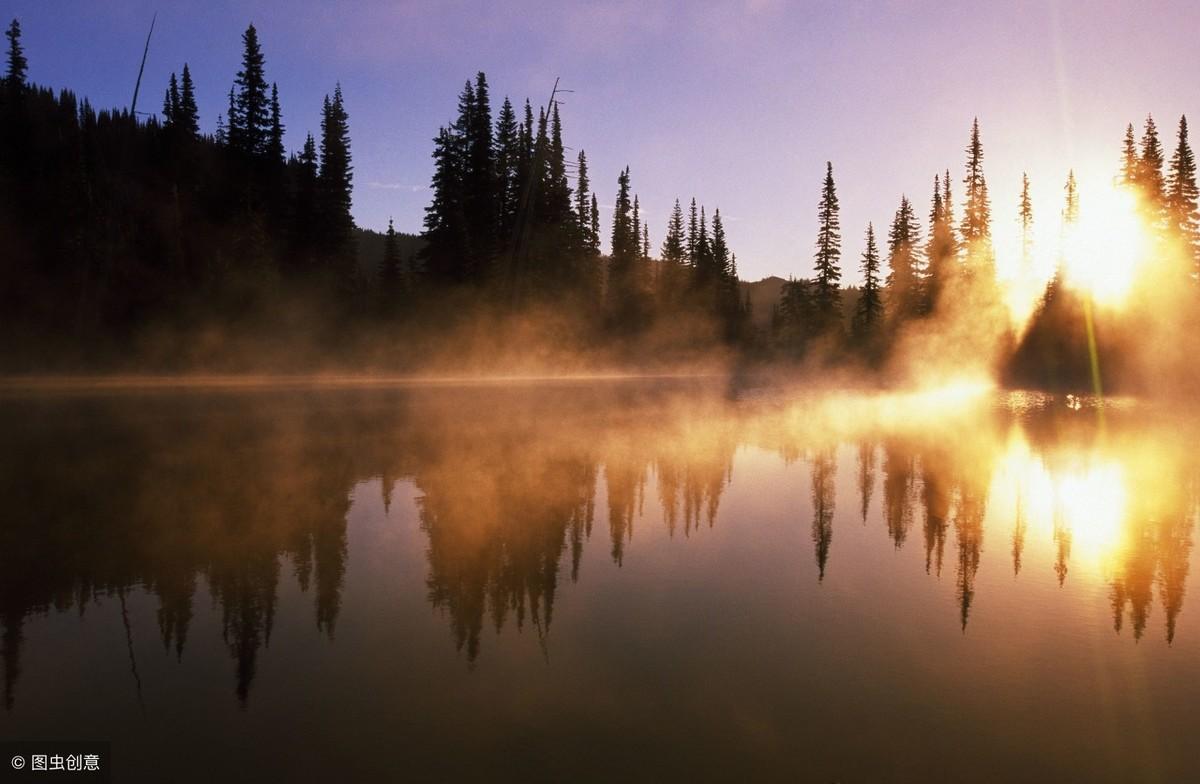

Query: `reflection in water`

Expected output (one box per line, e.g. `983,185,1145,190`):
0,384,1197,714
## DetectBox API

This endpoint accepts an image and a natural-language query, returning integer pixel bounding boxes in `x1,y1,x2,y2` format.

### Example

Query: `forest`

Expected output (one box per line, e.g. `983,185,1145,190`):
2,18,1198,390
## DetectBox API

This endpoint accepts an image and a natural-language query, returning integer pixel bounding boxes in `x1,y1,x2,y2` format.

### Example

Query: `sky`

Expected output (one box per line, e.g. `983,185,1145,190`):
7,0,1200,283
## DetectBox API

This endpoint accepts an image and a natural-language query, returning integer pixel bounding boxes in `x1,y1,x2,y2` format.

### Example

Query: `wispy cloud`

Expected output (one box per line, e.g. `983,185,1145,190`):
367,181,428,192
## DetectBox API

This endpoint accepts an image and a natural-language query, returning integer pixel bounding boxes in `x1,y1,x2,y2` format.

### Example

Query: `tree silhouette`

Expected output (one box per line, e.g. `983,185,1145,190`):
812,162,842,333
886,195,923,322
853,222,883,343
961,118,994,277
232,24,269,156
5,19,26,88
1166,115,1199,275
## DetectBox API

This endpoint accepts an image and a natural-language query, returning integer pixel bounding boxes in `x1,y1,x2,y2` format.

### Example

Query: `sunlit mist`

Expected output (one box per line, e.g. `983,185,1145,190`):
1061,183,1149,308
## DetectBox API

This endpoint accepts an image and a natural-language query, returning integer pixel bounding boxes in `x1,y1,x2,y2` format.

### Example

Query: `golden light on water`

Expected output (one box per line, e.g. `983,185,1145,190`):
995,433,1130,576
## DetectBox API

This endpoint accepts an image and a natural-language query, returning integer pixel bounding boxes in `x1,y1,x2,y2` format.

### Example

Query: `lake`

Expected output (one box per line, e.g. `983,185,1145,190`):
0,380,1196,782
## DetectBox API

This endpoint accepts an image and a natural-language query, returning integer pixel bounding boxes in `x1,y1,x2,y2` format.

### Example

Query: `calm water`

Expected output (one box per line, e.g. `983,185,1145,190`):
0,381,1197,782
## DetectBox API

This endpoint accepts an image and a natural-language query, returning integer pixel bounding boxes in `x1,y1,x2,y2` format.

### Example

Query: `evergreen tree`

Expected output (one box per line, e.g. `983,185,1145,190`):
233,24,269,156
378,217,404,312
1121,123,1139,187
179,64,199,137
1166,115,1199,272
886,194,922,320
5,19,26,89
1063,169,1079,225
812,162,842,330
589,194,600,257
608,167,642,326
961,118,993,275
925,173,954,314
686,198,699,268
632,195,641,264
267,83,284,164
1139,114,1166,210
421,125,468,284
224,85,239,148
853,223,883,339
163,72,181,128
494,96,520,245
574,149,593,252
464,72,497,277
318,85,354,283
659,199,687,306
1047,170,1078,303
1019,172,1033,268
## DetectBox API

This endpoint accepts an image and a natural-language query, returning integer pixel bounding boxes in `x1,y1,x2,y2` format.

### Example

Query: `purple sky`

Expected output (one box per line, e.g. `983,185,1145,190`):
8,1,1200,282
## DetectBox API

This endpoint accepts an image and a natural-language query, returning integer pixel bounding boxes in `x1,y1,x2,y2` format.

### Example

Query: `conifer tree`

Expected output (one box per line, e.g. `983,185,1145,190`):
632,195,641,263
661,199,686,265
5,19,26,89
179,64,199,137
1047,170,1078,304
1121,124,1139,187
574,149,591,249
1019,172,1033,268
1063,169,1079,226
318,85,354,281
378,217,404,309
925,173,954,314
233,24,269,155
465,72,498,275
686,198,699,268
494,97,520,245
589,194,600,256
886,195,922,320
1166,115,1199,272
812,161,843,330
642,223,650,261
163,73,181,128
267,83,284,164
608,166,642,325
853,223,883,339
224,86,239,148
1140,115,1167,230
961,118,993,275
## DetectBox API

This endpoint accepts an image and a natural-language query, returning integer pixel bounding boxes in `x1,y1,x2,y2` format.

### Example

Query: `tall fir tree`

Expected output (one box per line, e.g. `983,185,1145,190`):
464,72,497,278
1121,123,1139,187
179,64,199,137
378,217,404,311
1166,115,1199,274
812,161,843,331
589,194,600,257
5,18,26,89
686,198,699,268
659,199,687,306
925,173,954,314
233,24,269,156
961,118,993,275
886,195,922,320
1018,172,1033,269
574,149,592,251
318,85,354,284
608,166,642,326
267,83,284,164
1140,114,1167,228
494,96,520,246
853,223,883,339
163,73,181,128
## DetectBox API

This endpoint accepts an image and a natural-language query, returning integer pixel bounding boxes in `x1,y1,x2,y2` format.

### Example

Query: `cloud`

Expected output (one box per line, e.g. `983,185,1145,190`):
366,181,428,192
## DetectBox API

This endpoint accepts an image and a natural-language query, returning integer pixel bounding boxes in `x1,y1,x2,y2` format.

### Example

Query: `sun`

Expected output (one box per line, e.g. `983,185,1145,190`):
1060,183,1149,308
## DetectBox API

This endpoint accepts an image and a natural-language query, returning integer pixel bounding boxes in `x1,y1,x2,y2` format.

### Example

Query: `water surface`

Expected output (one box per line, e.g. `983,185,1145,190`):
1,382,1197,782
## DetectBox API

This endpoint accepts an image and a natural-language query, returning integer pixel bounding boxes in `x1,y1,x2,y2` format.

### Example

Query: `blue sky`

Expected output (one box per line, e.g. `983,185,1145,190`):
7,1,1200,281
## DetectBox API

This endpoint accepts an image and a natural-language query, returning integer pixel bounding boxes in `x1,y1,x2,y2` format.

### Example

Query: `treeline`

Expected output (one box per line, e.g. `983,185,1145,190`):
417,72,745,338
773,113,1200,387
0,19,746,370
0,21,359,367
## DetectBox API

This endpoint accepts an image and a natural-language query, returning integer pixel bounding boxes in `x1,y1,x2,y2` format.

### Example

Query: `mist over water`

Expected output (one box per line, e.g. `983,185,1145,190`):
1,381,1196,782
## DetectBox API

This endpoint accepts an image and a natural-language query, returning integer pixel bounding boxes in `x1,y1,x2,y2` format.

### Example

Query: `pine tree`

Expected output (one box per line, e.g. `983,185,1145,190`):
5,19,26,89
1121,124,1139,187
853,222,883,339
494,96,520,245
812,161,842,330
1048,170,1078,303
1137,112,1166,212
589,194,600,256
318,85,354,282
886,195,922,320
686,198,699,268
163,72,181,128
660,199,686,305
961,118,993,275
574,149,592,252
233,24,269,155
1063,169,1079,226
421,125,468,284
925,173,954,314
608,166,642,325
267,83,284,164
378,217,404,310
1018,172,1033,268
1166,115,1199,273
179,64,199,137
464,72,498,276
632,195,641,263
224,86,239,148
